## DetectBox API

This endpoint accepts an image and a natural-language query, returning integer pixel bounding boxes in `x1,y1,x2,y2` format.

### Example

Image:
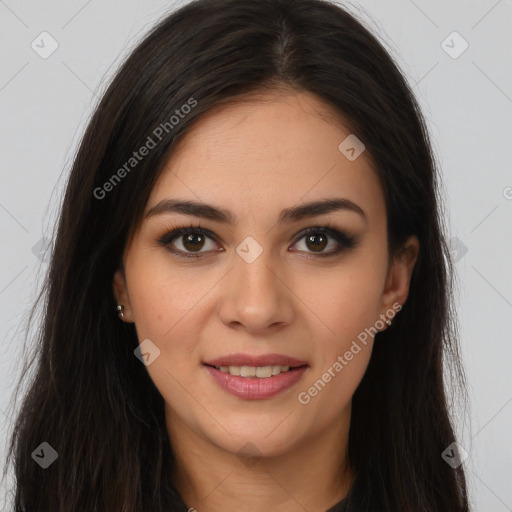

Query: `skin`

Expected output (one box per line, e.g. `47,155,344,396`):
113,89,419,512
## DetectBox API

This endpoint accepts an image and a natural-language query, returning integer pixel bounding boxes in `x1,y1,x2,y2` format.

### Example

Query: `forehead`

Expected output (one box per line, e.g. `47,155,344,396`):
146,90,385,225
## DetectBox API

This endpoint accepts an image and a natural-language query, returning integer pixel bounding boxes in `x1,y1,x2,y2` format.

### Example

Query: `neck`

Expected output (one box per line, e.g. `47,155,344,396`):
166,405,353,512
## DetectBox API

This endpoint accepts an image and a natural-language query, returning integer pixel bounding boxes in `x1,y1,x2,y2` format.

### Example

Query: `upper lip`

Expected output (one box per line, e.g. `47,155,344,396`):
204,353,308,368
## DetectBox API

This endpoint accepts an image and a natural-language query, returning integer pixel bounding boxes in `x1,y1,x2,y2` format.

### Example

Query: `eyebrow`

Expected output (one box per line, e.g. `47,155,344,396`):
144,197,367,225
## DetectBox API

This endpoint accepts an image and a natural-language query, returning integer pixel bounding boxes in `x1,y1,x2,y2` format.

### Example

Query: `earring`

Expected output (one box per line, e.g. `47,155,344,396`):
117,304,125,319
384,313,392,326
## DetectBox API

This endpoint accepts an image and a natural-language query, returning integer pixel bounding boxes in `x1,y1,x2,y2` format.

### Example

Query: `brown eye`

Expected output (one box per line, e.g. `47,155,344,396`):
292,228,350,256
158,227,219,257
304,232,328,252
158,224,357,259
182,232,206,252
290,225,358,258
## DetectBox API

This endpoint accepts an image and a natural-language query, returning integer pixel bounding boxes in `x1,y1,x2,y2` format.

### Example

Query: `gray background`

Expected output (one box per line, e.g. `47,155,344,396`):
0,0,511,510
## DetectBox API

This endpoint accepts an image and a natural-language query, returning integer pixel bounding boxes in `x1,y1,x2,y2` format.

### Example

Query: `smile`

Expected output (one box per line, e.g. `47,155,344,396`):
216,365,292,378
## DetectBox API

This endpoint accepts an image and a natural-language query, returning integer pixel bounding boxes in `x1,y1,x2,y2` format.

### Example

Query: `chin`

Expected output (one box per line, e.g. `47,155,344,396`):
203,417,305,460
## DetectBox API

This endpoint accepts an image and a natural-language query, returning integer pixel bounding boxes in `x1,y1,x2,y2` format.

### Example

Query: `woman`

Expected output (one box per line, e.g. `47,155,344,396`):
4,0,470,510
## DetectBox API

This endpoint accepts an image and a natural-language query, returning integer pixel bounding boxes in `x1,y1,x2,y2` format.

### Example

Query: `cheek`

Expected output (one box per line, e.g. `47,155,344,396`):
126,252,210,341
308,291,376,395
302,260,385,346
295,253,385,401
124,259,206,415
299,347,372,424
297,278,378,416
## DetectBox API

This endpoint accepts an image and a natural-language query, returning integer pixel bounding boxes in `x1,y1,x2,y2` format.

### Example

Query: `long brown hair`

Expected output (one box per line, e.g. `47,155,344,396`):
4,0,470,510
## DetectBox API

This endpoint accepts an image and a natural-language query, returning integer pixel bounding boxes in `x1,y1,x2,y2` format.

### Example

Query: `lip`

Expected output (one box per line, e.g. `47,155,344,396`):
204,364,308,400
203,353,308,368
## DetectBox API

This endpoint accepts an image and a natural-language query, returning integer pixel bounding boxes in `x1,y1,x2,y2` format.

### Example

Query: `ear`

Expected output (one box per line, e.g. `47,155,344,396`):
112,269,135,323
379,235,419,323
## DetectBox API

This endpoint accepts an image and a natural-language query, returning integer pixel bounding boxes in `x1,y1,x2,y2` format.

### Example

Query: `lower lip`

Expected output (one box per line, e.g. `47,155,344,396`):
204,365,308,400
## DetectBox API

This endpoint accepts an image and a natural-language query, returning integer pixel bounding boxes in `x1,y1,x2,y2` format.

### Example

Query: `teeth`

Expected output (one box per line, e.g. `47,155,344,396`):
241,366,256,377
256,366,271,378
218,365,291,378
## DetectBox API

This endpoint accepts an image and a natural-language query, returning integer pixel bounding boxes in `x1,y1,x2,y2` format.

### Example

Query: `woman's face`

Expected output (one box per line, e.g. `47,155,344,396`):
114,90,418,460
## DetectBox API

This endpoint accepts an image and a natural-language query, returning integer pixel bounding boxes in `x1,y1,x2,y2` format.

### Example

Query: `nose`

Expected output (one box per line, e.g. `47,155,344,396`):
217,248,295,335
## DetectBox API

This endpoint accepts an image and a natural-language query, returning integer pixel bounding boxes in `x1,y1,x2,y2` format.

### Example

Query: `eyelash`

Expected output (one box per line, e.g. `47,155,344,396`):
156,221,358,259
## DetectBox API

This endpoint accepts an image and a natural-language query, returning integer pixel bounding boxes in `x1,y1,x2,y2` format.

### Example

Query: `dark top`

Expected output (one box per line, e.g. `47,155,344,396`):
174,494,349,511
169,471,385,511
327,496,348,511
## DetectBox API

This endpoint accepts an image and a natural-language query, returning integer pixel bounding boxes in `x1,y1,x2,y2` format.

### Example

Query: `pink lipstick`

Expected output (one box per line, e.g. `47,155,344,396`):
203,353,308,400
